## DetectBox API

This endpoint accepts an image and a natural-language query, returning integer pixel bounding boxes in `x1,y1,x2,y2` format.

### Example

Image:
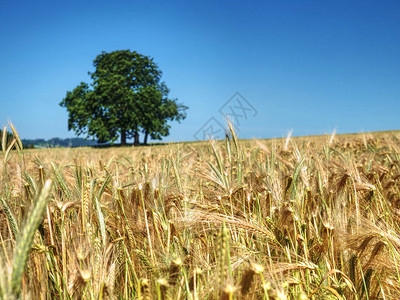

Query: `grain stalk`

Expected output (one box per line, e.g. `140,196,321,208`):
11,179,53,297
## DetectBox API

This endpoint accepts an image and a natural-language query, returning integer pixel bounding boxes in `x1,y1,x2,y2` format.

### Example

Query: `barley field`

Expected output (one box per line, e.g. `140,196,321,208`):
1,125,400,299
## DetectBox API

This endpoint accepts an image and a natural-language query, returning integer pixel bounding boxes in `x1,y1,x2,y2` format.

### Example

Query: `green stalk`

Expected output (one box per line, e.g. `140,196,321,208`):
0,197,19,239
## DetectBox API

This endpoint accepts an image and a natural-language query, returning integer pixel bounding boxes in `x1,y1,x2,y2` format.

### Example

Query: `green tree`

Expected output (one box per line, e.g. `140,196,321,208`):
138,84,187,145
60,50,187,145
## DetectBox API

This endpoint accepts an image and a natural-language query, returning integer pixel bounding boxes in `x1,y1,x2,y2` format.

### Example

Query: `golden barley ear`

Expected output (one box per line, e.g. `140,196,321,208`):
240,262,264,296
11,179,53,297
220,283,236,300
68,268,91,298
0,196,19,239
227,120,239,153
168,257,182,285
297,290,309,299
139,278,151,300
348,254,358,287
9,123,23,151
216,221,232,298
1,125,8,152
103,261,117,300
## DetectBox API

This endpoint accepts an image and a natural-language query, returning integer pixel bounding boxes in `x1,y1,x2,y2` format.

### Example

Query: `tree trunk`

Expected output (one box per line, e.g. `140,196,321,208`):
134,131,140,145
121,130,127,145
144,130,149,145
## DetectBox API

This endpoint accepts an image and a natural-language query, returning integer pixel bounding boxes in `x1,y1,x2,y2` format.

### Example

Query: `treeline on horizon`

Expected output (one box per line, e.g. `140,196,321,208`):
21,137,103,148
0,129,103,149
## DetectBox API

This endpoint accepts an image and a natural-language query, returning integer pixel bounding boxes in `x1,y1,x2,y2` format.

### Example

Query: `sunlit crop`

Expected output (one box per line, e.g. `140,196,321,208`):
1,124,400,299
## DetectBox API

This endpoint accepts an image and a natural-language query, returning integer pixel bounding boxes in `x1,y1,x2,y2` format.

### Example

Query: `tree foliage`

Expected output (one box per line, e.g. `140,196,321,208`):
60,50,187,145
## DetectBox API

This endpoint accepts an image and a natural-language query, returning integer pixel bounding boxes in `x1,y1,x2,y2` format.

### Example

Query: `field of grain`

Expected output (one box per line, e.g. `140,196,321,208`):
1,126,400,299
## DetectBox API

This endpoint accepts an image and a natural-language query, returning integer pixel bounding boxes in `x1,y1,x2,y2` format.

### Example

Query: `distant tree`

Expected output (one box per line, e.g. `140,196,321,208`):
60,50,187,145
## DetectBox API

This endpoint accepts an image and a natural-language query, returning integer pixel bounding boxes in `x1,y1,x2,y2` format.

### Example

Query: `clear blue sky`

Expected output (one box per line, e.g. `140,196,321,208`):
1,0,399,142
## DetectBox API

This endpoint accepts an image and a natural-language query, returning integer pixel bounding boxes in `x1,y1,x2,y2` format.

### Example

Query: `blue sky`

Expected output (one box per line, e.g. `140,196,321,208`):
1,0,399,142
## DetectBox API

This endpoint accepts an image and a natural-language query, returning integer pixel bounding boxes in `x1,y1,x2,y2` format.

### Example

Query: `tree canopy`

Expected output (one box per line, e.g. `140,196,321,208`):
60,50,187,145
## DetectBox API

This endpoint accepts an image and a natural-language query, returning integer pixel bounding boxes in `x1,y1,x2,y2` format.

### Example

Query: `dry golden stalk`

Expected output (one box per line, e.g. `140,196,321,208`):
104,261,117,300
38,165,45,187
